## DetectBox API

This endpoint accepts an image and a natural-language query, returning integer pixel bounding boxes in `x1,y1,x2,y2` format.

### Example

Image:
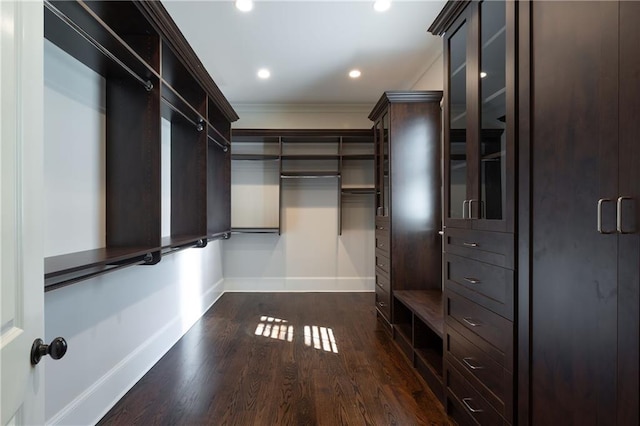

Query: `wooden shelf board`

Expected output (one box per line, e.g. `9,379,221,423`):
341,187,376,195
231,154,280,160
281,171,340,178
231,227,280,234
393,290,444,338
415,347,444,376
341,154,375,160
281,154,339,160
161,235,207,249
45,246,157,279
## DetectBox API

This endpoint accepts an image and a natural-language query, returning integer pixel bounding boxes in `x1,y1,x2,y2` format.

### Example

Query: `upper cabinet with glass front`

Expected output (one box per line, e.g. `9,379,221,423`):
432,0,514,233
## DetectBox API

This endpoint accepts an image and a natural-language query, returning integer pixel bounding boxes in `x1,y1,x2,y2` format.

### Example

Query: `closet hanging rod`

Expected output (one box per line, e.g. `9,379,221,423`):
280,175,339,179
161,98,204,132
207,134,229,152
44,0,153,92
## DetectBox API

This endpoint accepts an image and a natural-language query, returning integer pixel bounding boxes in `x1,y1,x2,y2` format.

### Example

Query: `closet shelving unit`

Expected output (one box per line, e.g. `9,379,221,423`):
43,0,238,290
230,129,374,235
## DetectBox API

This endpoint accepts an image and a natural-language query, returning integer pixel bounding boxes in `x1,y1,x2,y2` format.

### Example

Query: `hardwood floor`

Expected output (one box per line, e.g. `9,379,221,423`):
98,293,451,425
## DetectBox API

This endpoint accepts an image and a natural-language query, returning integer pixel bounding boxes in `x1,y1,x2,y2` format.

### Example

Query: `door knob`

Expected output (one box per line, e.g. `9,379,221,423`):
31,337,67,366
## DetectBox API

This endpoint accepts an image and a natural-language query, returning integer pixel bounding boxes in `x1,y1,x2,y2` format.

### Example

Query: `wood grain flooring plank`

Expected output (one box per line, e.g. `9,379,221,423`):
98,293,451,426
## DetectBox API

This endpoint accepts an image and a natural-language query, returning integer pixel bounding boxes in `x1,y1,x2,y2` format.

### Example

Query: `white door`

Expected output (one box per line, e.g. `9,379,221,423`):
0,1,45,425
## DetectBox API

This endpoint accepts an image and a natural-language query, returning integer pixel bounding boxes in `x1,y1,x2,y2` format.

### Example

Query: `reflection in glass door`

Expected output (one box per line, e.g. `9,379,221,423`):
479,0,506,221
448,20,468,220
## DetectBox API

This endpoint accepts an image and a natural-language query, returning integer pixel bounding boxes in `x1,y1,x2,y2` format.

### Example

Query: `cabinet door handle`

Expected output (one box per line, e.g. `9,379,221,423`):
462,357,485,370
597,198,615,234
378,243,384,248
463,242,478,247
377,263,385,268
463,317,482,327
462,398,483,413
463,277,481,284
377,226,385,230
617,196,635,234
462,200,469,219
377,302,387,307
469,199,477,219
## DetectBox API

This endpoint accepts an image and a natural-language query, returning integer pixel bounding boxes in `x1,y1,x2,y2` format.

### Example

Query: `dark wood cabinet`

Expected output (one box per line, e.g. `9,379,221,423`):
435,0,640,424
518,1,639,424
43,0,237,290
369,91,444,398
430,1,516,423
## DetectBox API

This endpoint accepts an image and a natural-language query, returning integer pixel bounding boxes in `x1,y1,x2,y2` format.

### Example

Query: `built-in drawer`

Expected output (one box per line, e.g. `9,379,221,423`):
375,233,390,255
375,273,390,293
445,290,513,371
375,216,390,231
444,227,514,269
375,217,390,254
375,286,391,322
445,253,514,320
445,360,507,426
375,250,390,277
445,327,512,419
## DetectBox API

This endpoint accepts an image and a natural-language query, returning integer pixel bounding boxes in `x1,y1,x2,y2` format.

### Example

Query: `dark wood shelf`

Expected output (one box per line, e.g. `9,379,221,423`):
341,187,376,194
341,154,375,160
281,154,339,160
161,235,207,250
394,290,444,338
44,246,159,290
281,171,340,178
231,227,280,234
231,154,280,161
415,347,444,377
45,246,157,279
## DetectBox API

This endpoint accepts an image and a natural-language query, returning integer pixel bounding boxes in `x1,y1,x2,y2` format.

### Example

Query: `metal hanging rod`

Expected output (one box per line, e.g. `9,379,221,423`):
280,174,340,179
44,0,153,92
161,98,204,132
207,134,229,152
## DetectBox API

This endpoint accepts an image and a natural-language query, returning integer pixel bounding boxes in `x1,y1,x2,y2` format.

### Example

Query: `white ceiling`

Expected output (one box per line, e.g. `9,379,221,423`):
162,0,446,106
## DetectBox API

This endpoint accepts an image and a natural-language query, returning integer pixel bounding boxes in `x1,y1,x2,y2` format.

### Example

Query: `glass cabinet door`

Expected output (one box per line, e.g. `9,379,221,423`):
475,0,510,231
375,119,383,215
382,112,389,217
445,14,470,227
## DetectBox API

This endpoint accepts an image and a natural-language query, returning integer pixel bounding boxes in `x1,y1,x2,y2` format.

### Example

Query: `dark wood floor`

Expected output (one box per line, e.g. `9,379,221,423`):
99,292,451,425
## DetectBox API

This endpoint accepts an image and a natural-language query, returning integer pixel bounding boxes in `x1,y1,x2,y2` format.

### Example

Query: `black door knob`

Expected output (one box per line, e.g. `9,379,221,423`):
31,337,67,366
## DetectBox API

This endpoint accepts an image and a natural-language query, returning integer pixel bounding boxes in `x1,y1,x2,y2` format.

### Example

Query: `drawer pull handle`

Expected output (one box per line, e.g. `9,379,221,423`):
377,263,384,268
463,242,478,247
378,243,384,248
376,280,384,289
378,302,387,307
462,357,485,370
377,226,385,230
462,398,483,413
463,317,482,327
463,277,481,284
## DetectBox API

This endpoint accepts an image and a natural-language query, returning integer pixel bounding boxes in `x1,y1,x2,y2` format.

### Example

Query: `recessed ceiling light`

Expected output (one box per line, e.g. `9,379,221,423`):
235,0,253,12
373,0,391,12
480,72,488,78
257,68,271,79
349,69,362,79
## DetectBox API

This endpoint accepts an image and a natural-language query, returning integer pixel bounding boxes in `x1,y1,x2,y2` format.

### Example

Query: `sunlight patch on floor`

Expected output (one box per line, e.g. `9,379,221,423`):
254,316,338,353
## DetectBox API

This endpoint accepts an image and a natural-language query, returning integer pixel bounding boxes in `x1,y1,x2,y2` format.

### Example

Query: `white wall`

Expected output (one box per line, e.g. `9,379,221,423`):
43,40,224,425
411,52,444,91
225,104,375,292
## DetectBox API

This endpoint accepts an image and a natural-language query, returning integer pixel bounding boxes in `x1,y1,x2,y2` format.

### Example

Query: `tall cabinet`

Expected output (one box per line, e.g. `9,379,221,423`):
432,0,639,425
430,1,516,424
518,1,639,424
369,91,444,395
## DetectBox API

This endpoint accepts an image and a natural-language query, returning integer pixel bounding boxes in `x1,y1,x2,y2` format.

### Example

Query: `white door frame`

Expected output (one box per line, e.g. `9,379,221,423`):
0,1,45,425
